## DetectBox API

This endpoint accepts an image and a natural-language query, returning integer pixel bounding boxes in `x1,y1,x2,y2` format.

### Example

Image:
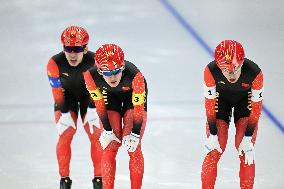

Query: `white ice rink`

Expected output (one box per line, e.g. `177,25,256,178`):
0,0,283,188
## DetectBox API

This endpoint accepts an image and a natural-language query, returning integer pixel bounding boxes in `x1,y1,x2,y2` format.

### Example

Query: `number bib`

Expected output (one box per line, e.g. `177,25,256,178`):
89,88,103,101
132,92,146,105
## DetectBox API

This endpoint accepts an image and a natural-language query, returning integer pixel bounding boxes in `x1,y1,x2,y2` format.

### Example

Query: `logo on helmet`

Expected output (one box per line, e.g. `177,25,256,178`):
225,53,231,62
214,40,245,72
105,50,115,58
70,31,76,37
61,26,89,46
95,44,125,71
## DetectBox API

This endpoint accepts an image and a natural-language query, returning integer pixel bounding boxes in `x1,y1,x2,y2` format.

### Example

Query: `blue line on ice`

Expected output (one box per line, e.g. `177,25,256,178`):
159,0,284,134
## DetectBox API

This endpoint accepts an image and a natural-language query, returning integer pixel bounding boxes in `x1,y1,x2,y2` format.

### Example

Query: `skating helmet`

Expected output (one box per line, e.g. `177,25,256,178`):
214,40,245,73
95,44,125,71
61,26,89,46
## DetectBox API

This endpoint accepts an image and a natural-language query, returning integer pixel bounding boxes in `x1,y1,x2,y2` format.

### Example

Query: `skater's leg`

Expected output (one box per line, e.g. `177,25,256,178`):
235,117,258,189
55,111,77,177
201,119,229,189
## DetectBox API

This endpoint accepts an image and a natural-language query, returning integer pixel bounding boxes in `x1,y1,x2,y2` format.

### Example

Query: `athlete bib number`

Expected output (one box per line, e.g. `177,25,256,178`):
89,88,103,101
251,87,264,102
203,84,216,99
132,92,146,105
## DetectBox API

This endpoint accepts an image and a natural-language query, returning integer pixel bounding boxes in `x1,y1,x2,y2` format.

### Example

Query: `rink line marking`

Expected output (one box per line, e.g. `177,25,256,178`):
0,116,200,125
0,103,52,109
159,0,284,134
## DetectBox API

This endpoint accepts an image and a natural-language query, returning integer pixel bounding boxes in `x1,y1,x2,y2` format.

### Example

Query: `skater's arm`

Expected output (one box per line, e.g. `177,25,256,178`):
131,72,146,135
203,66,217,135
246,71,263,136
83,70,112,131
47,58,68,113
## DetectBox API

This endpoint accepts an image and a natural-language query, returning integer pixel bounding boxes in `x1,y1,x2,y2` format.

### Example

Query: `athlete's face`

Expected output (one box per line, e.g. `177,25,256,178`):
100,68,123,87
222,52,243,83
222,57,243,83
64,46,87,67
222,69,241,83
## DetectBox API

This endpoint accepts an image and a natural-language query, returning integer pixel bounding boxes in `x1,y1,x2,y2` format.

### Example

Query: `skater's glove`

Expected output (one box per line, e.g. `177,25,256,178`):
123,132,140,152
56,112,76,135
83,107,100,134
238,136,255,165
205,134,222,154
99,130,121,150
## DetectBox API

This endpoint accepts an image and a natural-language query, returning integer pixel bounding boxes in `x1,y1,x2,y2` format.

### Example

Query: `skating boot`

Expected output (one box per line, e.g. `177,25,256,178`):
60,177,72,189
92,177,102,189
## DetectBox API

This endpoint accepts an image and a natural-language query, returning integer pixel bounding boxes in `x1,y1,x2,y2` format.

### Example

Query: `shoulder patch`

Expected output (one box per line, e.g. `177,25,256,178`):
48,76,61,88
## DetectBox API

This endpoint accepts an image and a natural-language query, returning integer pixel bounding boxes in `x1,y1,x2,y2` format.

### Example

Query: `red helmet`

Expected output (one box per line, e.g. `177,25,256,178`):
95,44,125,71
214,40,245,72
61,26,89,46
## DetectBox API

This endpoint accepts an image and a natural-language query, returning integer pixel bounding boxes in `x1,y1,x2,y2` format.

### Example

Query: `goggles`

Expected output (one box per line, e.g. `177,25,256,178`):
64,46,84,53
100,67,123,76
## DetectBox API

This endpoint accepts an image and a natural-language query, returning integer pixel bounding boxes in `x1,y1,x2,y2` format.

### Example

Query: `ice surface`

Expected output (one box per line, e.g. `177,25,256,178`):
0,0,283,188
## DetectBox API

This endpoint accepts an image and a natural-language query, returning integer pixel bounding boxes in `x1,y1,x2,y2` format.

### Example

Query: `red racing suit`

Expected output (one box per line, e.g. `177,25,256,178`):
47,51,102,177
83,60,147,189
202,58,263,189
